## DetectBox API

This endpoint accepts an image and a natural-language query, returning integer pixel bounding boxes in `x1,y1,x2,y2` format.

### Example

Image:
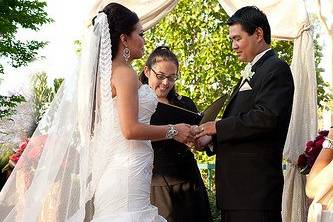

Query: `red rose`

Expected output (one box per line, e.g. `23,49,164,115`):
9,154,20,163
305,144,314,155
318,130,329,137
26,135,48,160
306,141,315,147
298,130,328,175
315,138,324,150
26,146,42,160
297,153,307,168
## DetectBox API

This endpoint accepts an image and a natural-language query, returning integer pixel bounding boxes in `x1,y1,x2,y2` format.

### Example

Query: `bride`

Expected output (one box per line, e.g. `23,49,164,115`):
0,3,193,221
306,127,333,222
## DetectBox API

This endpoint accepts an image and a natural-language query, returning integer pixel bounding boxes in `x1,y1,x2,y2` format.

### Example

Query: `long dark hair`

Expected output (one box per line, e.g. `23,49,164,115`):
139,46,181,105
92,3,139,59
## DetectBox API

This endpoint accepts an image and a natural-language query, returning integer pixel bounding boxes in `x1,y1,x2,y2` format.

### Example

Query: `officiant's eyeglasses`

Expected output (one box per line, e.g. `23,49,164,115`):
151,68,178,82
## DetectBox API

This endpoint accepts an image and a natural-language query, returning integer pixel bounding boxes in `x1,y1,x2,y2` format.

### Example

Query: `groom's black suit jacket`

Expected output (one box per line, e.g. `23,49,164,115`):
212,50,294,211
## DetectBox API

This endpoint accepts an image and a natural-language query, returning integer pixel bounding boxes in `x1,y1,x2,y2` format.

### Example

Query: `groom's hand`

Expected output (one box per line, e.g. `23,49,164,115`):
195,121,217,138
193,135,212,151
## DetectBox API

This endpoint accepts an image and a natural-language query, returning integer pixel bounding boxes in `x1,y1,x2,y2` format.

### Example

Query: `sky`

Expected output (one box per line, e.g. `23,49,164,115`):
0,0,92,98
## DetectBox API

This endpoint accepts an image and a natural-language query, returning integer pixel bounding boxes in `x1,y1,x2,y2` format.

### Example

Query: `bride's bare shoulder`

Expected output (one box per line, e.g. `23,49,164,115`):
111,63,137,87
112,63,135,76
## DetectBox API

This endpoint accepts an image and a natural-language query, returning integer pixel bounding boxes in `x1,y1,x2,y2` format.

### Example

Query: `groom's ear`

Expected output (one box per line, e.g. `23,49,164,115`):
255,27,264,43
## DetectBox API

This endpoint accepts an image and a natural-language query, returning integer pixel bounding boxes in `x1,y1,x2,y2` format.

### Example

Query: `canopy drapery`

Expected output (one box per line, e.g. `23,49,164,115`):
86,0,179,30
88,1,319,221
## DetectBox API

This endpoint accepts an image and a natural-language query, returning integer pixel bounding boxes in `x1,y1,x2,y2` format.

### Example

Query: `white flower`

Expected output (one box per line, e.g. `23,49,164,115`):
240,63,255,81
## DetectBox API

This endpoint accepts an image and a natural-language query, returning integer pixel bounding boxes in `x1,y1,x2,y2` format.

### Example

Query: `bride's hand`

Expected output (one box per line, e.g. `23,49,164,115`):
173,123,194,144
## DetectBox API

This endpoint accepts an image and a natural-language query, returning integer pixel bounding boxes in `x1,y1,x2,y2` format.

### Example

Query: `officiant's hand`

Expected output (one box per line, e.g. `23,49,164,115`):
174,124,195,145
195,121,217,138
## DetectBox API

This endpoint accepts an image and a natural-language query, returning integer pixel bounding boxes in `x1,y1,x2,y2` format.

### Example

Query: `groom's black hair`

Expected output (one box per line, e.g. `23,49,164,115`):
227,6,271,44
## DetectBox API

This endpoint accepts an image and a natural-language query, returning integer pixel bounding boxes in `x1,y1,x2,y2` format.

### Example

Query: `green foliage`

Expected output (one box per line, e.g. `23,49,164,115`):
133,0,329,113
0,143,15,172
132,1,330,194
271,36,332,110
134,0,241,112
195,150,215,164
207,190,221,222
0,95,26,119
32,73,64,123
0,0,52,120
0,0,53,75
74,40,82,55
313,34,332,110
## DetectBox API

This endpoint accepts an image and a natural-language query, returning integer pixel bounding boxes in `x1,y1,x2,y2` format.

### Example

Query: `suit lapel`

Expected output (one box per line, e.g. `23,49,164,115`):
229,79,242,102
251,50,275,72
223,79,242,116
223,50,276,117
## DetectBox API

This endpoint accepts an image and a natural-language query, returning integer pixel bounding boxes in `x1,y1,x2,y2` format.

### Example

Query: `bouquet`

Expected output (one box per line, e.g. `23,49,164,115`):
297,130,328,175
1,138,29,173
2,135,47,173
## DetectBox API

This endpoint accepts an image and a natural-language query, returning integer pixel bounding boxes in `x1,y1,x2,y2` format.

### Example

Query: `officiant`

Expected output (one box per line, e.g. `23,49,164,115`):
139,46,212,222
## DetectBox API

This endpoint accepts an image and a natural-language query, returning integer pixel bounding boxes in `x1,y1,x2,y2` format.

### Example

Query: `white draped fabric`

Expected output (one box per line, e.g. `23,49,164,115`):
283,29,318,222
219,0,309,39
85,0,179,30
218,1,317,222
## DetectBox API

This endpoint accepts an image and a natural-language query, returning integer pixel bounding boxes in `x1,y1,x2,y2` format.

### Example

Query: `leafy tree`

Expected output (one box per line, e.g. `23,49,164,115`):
313,34,332,110
134,0,240,112
0,95,25,119
132,3,330,214
0,0,52,74
0,0,52,119
32,72,63,123
134,0,329,111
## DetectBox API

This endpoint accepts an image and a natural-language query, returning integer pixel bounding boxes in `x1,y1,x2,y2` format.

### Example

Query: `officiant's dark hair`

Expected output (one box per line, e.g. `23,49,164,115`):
93,3,139,59
227,6,271,44
139,46,181,105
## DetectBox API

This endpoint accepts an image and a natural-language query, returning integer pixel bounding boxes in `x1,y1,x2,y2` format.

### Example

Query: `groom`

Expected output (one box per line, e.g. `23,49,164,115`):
195,6,294,222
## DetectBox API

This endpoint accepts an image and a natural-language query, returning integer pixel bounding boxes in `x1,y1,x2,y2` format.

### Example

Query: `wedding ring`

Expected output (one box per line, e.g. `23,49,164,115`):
201,127,204,132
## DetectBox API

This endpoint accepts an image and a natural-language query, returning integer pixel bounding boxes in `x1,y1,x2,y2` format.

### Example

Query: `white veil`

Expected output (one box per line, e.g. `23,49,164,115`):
0,12,113,222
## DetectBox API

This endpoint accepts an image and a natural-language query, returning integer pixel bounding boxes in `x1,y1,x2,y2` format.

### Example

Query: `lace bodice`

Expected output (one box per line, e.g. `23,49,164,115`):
137,84,158,123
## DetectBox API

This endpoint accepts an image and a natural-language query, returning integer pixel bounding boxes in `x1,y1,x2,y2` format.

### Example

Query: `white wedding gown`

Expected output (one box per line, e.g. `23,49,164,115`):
91,84,166,222
308,203,333,222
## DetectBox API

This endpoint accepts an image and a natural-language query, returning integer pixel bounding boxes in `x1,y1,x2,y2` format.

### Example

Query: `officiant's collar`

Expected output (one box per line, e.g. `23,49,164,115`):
250,48,271,68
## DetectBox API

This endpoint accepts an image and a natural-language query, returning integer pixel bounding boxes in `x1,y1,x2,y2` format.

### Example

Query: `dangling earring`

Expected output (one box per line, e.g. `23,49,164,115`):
123,47,130,63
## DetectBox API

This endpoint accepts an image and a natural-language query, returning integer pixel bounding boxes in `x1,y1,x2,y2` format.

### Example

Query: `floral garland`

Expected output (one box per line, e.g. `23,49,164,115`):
297,130,328,175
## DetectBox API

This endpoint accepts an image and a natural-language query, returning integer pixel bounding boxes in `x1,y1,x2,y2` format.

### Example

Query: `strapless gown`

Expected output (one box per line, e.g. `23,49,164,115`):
92,85,166,222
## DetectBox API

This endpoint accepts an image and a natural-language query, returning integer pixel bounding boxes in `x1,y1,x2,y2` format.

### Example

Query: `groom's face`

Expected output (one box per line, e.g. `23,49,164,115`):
229,23,258,63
